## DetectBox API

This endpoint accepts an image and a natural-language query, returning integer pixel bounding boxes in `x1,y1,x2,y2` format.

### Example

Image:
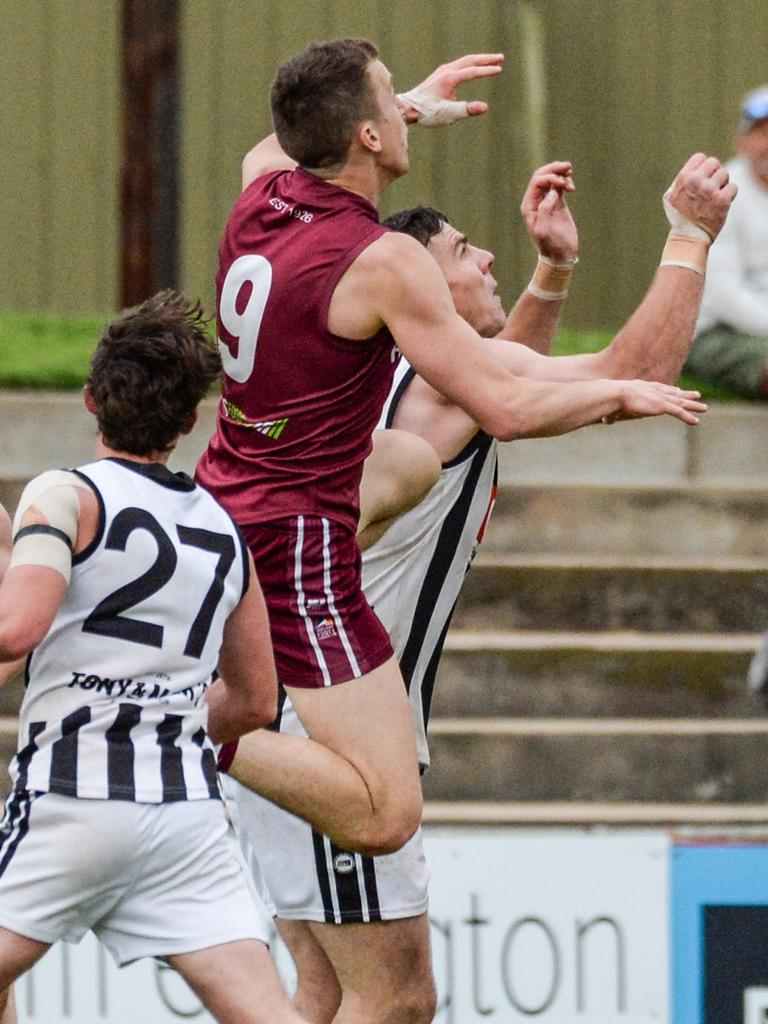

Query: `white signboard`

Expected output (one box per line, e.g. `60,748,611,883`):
424,829,670,1023
16,829,669,1023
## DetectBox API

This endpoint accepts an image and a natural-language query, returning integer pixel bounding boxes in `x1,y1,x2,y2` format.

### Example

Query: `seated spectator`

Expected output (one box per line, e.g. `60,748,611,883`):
684,86,768,396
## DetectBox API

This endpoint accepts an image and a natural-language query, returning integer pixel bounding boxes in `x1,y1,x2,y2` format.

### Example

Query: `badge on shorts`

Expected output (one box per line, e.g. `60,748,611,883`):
333,852,355,875
315,616,337,641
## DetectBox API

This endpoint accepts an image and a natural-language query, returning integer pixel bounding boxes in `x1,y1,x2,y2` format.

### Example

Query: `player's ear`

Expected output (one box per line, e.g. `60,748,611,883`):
83,386,98,416
359,120,382,155
180,409,198,435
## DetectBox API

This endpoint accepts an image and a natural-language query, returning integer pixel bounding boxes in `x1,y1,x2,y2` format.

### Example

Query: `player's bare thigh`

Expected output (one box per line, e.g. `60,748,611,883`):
170,939,305,1024
0,927,49,1009
287,657,422,831
278,915,436,1024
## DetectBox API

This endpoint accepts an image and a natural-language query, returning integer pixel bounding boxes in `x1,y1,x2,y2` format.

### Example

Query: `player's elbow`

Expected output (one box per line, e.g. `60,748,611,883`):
240,686,278,733
0,618,36,662
479,405,527,442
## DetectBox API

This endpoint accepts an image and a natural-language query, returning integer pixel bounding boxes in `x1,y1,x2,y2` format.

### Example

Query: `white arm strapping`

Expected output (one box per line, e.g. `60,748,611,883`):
9,470,87,582
397,87,469,127
662,191,713,243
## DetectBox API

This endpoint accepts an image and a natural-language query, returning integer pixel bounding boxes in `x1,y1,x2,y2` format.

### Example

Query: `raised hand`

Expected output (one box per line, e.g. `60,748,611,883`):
520,161,578,263
664,153,738,242
608,381,708,425
398,53,504,127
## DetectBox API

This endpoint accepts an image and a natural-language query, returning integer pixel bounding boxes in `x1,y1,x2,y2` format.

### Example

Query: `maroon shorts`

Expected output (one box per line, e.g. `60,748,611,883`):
241,515,393,689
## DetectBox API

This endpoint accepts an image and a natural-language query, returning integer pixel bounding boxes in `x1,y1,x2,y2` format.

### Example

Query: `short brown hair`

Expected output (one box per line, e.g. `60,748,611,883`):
86,290,221,456
271,38,380,170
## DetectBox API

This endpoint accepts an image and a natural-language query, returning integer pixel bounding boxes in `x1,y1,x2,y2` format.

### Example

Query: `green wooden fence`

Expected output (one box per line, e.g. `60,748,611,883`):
3,0,767,328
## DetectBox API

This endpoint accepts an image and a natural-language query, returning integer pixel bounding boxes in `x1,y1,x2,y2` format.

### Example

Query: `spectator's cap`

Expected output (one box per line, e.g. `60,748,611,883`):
739,86,768,133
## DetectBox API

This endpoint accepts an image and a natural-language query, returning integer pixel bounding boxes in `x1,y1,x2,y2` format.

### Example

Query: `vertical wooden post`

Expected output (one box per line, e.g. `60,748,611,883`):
120,0,179,307
517,0,547,172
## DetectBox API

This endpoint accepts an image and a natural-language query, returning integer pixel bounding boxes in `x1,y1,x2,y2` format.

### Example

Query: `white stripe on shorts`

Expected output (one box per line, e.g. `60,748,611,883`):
321,834,343,924
294,516,332,687
354,853,372,921
321,517,362,678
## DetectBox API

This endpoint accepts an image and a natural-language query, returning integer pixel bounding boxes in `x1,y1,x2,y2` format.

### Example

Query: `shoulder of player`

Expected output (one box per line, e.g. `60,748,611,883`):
367,230,434,267
352,231,444,296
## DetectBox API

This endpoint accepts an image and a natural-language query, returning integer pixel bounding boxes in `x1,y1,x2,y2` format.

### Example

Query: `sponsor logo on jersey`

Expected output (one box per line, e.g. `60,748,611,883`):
220,399,289,439
315,617,337,641
333,852,355,874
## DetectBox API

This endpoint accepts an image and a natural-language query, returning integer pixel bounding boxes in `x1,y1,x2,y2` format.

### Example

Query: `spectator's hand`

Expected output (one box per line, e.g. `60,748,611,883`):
664,153,738,243
607,381,707,425
399,53,504,126
520,162,578,263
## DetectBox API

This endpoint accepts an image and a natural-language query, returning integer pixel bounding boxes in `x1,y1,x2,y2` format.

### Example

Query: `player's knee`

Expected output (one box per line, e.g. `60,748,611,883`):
368,976,436,1024
399,975,438,1024
356,802,421,857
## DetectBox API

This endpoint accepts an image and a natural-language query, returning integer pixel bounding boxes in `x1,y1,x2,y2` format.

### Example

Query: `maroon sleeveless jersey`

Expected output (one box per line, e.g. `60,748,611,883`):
196,168,399,533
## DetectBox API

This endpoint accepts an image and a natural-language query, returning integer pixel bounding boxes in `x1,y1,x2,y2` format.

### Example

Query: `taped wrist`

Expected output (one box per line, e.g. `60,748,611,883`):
527,254,577,300
662,191,712,243
217,740,239,774
660,233,708,276
9,470,84,582
397,88,468,127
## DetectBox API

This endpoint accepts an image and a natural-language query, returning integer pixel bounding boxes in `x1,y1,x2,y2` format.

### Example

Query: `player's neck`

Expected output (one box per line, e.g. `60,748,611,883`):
93,437,173,466
321,150,397,208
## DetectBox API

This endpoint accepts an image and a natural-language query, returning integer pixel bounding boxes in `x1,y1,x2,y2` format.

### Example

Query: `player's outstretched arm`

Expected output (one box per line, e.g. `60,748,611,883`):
363,233,707,438
493,154,737,385
241,135,296,190
398,52,504,126
205,552,278,744
496,161,578,353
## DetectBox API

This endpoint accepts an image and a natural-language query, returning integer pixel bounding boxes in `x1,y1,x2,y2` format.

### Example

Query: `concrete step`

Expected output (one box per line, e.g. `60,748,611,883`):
484,484,768,558
496,404,768,487
432,631,761,718
453,555,768,633
421,717,768,804
422,801,768,826
0,396,767,486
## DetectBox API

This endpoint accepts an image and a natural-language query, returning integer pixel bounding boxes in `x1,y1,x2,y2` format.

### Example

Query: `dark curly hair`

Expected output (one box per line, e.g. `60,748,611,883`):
86,290,221,456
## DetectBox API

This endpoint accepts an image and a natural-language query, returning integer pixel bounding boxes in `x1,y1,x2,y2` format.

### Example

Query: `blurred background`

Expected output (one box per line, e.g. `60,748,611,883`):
2,0,767,329
4,3,768,1021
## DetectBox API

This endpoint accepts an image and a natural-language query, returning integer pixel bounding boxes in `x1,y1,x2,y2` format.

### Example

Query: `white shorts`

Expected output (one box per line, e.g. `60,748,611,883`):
0,789,268,965
223,697,430,924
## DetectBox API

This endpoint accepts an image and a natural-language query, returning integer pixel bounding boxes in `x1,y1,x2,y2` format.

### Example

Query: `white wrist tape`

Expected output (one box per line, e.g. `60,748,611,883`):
527,254,577,300
662,191,712,243
9,470,85,582
397,87,469,127
659,234,708,276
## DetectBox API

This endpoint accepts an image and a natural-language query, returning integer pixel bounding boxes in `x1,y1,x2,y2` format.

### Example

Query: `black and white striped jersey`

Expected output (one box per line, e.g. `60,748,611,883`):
362,361,498,770
10,458,249,803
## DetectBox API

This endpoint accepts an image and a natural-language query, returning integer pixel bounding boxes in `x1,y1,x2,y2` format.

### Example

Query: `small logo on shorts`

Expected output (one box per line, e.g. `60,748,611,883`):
333,852,355,875
315,616,337,641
